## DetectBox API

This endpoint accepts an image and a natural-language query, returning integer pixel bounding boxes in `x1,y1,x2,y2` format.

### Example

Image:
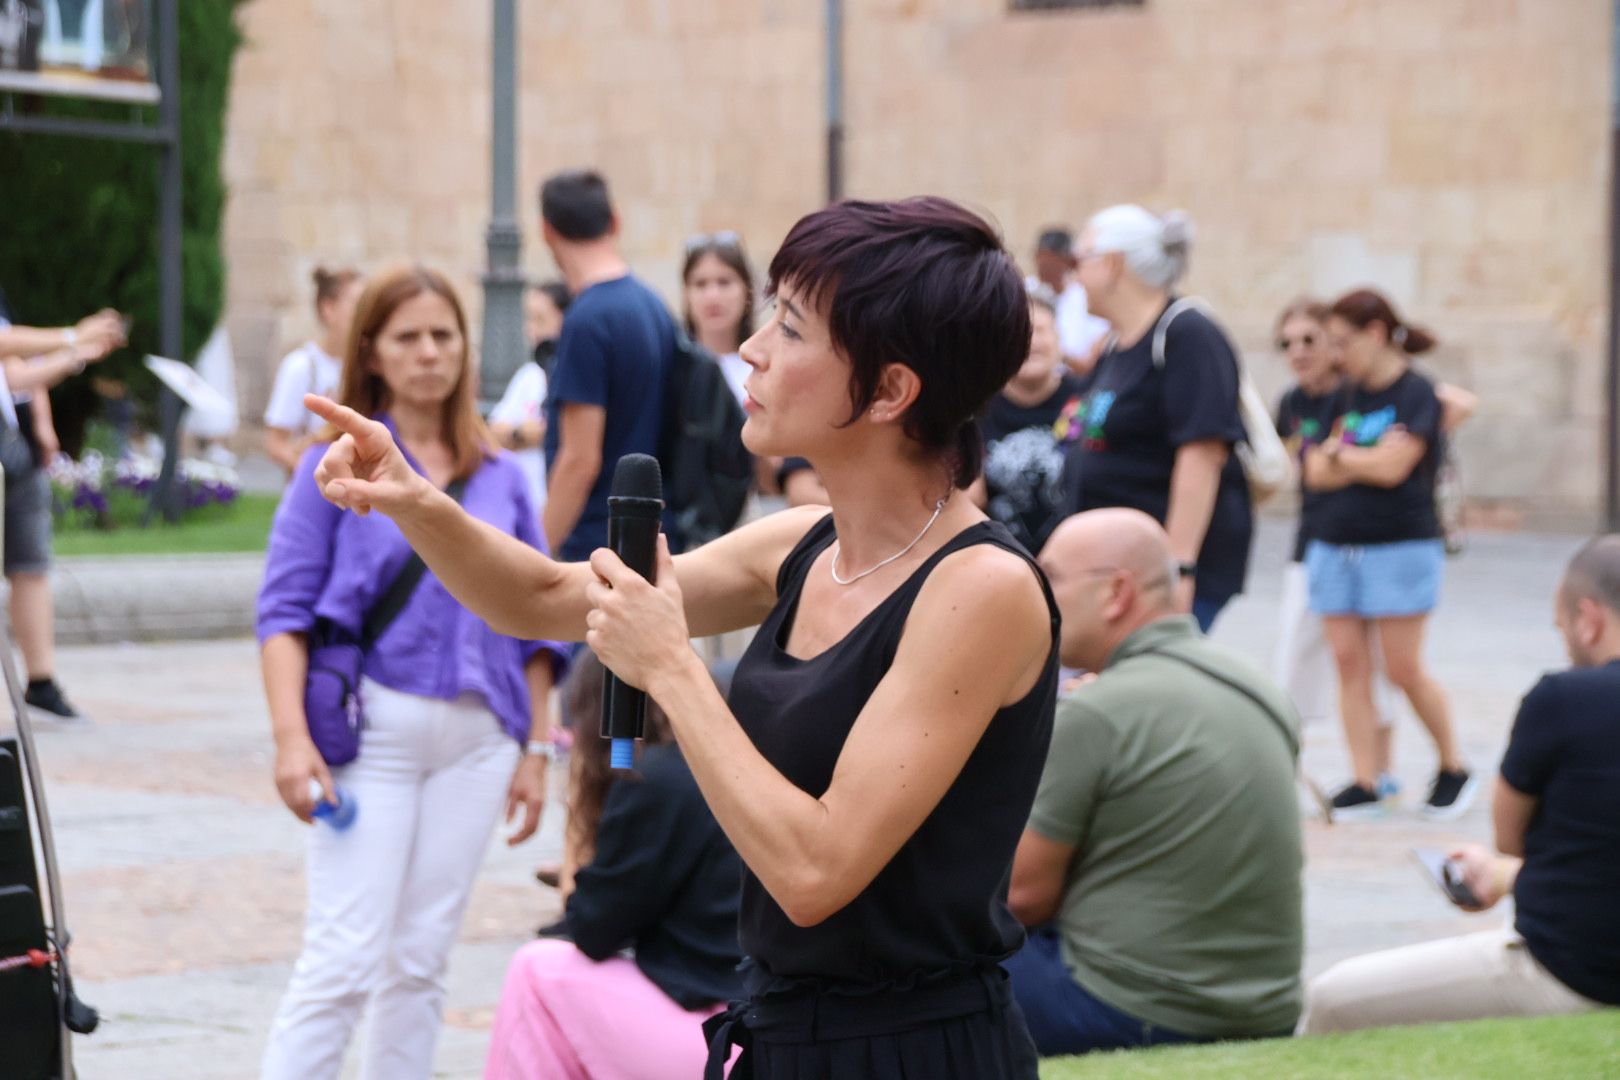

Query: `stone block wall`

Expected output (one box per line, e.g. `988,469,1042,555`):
222,0,1612,523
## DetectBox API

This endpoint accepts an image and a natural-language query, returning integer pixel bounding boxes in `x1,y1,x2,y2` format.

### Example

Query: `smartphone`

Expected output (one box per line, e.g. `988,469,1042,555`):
1412,847,1481,908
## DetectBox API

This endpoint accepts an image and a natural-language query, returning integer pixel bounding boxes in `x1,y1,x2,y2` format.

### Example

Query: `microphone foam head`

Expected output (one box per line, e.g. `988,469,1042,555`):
610,453,663,501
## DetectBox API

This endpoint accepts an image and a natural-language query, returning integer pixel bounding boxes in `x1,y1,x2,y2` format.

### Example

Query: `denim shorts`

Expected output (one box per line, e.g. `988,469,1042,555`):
1305,538,1444,619
3,468,53,576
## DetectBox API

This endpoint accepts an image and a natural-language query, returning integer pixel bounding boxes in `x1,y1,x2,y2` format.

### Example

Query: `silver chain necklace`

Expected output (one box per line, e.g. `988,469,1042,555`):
829,499,947,586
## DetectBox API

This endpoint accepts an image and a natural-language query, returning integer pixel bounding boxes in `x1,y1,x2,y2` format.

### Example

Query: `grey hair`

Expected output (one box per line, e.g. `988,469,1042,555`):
1086,204,1194,290
1563,535,1620,614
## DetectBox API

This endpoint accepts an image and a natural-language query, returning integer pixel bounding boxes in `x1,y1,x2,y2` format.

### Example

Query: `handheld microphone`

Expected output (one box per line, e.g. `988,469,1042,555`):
601,453,664,770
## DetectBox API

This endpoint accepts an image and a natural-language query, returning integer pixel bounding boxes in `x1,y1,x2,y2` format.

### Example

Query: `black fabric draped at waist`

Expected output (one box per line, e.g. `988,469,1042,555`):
702,964,1024,1080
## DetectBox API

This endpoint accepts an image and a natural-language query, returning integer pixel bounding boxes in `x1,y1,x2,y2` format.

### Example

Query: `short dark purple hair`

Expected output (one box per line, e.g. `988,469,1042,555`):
767,197,1030,488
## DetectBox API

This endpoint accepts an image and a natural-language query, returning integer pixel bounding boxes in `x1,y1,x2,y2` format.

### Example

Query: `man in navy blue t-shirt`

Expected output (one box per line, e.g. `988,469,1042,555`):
1302,535,1620,1032
537,170,675,562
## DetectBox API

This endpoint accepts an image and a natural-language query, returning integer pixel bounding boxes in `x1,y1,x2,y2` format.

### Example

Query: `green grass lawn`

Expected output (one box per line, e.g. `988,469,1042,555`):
1040,1012,1620,1079
53,492,280,558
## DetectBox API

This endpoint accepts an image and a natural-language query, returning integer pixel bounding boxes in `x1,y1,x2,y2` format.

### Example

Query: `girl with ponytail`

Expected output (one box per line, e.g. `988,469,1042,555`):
1303,288,1476,821
264,266,363,475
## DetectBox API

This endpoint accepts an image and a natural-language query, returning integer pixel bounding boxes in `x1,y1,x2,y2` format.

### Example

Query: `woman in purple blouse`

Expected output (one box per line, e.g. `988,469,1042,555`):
255,265,568,1080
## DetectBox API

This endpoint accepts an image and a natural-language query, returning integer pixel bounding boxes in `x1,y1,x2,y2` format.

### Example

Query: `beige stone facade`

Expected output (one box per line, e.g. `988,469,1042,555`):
222,0,1612,522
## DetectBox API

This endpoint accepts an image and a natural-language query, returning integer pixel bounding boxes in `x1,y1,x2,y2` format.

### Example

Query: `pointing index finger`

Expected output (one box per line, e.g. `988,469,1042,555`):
305,395,389,447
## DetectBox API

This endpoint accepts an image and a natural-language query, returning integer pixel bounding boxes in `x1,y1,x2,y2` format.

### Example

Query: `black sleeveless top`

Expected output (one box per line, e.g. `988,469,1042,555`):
727,515,1060,992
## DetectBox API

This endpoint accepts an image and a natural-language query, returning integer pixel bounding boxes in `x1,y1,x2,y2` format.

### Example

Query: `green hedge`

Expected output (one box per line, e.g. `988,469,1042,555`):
0,1,244,453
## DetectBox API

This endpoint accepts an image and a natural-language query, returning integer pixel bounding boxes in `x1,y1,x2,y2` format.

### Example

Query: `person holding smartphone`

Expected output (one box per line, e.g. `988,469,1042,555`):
1302,535,1620,1032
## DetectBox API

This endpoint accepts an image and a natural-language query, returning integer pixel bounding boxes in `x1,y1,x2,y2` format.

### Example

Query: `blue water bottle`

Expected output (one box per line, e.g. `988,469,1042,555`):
307,778,358,831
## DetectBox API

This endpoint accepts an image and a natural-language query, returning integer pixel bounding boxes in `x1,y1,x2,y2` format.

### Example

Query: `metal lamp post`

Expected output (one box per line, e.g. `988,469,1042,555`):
480,0,526,405
826,0,845,204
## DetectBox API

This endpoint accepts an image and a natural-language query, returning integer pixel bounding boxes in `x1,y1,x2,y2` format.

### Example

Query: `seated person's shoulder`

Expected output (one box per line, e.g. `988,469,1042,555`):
1518,664,1618,733
632,742,692,784
1058,664,1146,730
1054,681,1118,733
1539,662,1620,696
1195,636,1293,707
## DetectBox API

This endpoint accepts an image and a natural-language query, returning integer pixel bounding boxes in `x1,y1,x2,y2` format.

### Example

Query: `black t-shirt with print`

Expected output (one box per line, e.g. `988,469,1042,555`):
1499,662,1620,1006
1275,383,1342,563
1060,303,1252,603
978,373,1088,554
1312,369,1442,547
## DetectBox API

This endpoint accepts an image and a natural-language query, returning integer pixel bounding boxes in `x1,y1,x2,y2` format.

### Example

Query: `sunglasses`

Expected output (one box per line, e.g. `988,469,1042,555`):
1276,332,1318,352
684,230,742,255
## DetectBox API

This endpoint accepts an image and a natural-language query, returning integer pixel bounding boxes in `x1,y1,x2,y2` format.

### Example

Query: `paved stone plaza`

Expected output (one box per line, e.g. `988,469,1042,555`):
3,521,1585,1077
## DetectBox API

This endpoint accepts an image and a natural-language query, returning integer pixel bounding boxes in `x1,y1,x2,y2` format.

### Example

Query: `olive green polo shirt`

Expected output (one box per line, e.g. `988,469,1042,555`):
1029,616,1304,1037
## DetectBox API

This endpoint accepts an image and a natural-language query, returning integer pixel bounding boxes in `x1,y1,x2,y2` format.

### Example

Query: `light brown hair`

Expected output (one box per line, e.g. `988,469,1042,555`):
311,265,361,314
561,650,678,865
328,264,496,480
1274,296,1330,336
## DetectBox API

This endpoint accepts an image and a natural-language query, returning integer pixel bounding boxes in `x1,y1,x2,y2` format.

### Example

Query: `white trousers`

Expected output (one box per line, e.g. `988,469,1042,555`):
1273,562,1400,729
262,678,519,1080
1301,926,1602,1034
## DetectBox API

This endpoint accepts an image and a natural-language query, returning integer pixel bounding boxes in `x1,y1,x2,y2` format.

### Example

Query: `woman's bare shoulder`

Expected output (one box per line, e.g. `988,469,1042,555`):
673,505,832,634
909,541,1051,646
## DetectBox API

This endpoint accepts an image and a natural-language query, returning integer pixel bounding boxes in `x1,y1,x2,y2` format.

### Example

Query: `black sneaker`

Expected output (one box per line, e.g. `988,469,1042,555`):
1329,782,1386,821
1423,768,1480,821
25,679,85,722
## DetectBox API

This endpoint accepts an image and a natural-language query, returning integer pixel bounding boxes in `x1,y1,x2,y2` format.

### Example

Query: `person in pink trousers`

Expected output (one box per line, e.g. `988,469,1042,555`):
485,653,742,1079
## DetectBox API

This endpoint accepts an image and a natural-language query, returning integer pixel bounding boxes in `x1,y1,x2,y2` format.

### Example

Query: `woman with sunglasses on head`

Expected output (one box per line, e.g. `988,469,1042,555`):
1273,299,1477,809
1303,288,1476,821
307,197,1058,1079
256,266,568,1080
1060,205,1251,631
1274,299,1402,804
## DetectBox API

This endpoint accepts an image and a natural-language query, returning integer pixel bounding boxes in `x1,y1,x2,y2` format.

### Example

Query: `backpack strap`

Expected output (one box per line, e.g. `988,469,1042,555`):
360,476,468,648
1150,297,1212,371
1134,640,1300,759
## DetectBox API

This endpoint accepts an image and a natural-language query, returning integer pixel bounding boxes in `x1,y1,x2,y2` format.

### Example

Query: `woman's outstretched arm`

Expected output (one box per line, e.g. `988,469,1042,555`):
304,394,815,641
308,395,592,639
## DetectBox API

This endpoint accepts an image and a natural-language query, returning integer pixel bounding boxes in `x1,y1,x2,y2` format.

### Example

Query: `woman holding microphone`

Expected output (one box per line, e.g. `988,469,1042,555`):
308,198,1058,1079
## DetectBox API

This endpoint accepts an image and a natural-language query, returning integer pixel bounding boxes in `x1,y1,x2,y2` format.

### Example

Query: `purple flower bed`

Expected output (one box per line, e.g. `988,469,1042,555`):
48,452,242,530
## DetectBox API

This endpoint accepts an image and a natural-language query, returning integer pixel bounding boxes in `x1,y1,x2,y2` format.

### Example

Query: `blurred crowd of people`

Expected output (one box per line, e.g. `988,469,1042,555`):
240,171,1615,1079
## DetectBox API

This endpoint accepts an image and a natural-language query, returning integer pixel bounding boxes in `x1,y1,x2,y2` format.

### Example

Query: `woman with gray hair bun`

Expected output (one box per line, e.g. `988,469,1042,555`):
1059,205,1253,631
